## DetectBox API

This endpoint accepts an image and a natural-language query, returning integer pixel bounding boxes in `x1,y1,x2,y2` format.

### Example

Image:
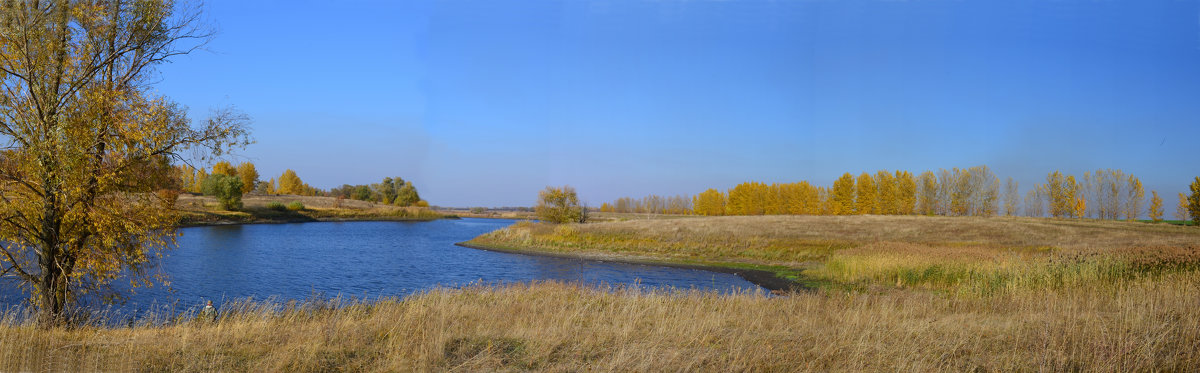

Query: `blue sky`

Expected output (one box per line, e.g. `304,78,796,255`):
156,0,1200,207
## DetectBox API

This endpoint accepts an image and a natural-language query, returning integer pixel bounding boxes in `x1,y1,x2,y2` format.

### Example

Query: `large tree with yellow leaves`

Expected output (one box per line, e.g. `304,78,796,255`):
0,1,249,323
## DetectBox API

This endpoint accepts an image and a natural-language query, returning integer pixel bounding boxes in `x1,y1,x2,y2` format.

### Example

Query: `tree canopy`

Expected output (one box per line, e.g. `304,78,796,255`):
0,1,250,323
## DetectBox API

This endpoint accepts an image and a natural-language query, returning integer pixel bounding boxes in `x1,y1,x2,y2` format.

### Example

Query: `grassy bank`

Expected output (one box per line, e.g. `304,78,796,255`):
467,215,1200,294
3,279,1198,371
176,194,449,226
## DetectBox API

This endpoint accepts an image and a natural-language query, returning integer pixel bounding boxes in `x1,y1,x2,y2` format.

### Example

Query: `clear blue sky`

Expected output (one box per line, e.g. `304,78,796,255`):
156,0,1200,207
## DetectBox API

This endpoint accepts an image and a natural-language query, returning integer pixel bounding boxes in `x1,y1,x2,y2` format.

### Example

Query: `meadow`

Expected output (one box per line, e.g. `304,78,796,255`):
469,215,1200,295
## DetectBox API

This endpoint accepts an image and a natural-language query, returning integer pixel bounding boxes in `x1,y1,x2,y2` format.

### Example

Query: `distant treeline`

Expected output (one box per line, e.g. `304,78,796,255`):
600,166,1190,222
174,162,428,207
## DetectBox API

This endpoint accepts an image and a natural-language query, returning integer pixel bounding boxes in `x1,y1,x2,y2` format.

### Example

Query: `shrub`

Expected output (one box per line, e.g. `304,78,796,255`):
266,202,286,211
286,202,305,211
535,186,582,224
200,173,243,210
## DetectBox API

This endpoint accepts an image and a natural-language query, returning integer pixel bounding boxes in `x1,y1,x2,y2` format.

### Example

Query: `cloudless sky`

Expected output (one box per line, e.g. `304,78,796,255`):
156,0,1200,208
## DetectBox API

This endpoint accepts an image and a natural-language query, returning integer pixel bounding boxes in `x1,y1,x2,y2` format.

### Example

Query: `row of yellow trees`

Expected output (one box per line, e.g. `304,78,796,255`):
693,169,925,216
600,166,1196,222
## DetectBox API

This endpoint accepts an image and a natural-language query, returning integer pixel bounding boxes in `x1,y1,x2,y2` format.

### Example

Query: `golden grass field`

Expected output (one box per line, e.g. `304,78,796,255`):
470,215,1200,294
3,278,1198,371
2,215,1198,371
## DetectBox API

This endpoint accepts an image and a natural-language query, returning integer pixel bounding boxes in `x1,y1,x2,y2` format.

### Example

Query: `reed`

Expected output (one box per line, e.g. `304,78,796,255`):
2,278,1198,371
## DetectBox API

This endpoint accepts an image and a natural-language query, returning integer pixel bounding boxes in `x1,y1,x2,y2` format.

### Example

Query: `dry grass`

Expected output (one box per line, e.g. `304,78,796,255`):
470,215,1200,293
7,215,1197,370
3,278,1198,372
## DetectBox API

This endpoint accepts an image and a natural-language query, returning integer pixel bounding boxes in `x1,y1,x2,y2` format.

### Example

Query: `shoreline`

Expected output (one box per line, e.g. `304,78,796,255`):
454,241,807,292
177,215,459,228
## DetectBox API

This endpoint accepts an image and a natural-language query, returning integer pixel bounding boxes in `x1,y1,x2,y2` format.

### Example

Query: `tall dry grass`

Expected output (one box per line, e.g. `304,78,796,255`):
470,215,1200,293
2,279,1198,371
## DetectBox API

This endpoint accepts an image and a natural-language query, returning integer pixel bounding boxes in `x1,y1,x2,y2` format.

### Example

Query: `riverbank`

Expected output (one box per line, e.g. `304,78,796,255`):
176,194,452,226
3,279,1198,371
466,215,1200,294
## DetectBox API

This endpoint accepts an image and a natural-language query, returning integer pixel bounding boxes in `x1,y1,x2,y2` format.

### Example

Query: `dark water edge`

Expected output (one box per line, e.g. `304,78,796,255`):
0,218,764,323
454,242,805,292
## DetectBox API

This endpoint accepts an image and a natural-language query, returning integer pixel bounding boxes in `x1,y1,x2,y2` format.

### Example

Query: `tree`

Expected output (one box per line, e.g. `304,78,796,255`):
948,168,971,216
855,173,877,215
692,189,726,216
1065,175,1081,218
1074,195,1087,220
535,186,582,224
1002,177,1019,216
728,182,768,215
895,170,917,215
1190,177,1200,226
916,171,938,215
191,168,209,194
875,170,896,215
1125,175,1144,221
394,181,421,207
201,174,244,210
831,173,856,215
968,165,1000,217
211,161,236,177
0,1,250,323
373,177,399,204
235,162,258,194
1148,191,1163,223
352,185,372,201
1177,193,1191,222
277,169,304,195
1046,171,1070,218
1024,187,1044,217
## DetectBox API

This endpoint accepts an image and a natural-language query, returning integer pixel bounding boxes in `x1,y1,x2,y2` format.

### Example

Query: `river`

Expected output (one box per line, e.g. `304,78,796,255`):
1,218,762,316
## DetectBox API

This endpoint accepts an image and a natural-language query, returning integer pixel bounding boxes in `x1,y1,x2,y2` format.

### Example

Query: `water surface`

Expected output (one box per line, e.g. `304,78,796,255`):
2,218,761,314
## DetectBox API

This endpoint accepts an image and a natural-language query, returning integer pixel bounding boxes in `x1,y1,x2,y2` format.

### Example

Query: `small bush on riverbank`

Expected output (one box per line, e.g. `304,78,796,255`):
286,202,305,211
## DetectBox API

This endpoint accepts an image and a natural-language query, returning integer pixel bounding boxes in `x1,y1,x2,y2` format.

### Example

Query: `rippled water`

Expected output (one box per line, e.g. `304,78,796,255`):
1,218,762,314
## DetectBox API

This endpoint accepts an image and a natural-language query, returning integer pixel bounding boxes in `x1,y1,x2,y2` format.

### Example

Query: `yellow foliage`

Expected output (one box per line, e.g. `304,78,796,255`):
1074,196,1087,220
212,161,237,177
1148,191,1163,222
831,173,856,215
692,189,727,216
277,169,304,195
856,173,877,215
236,162,258,194
0,0,251,321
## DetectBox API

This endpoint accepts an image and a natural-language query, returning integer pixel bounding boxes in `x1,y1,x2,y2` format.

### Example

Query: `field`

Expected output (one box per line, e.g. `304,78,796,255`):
3,278,1198,371
469,215,1200,294
176,194,447,225
3,215,1198,371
